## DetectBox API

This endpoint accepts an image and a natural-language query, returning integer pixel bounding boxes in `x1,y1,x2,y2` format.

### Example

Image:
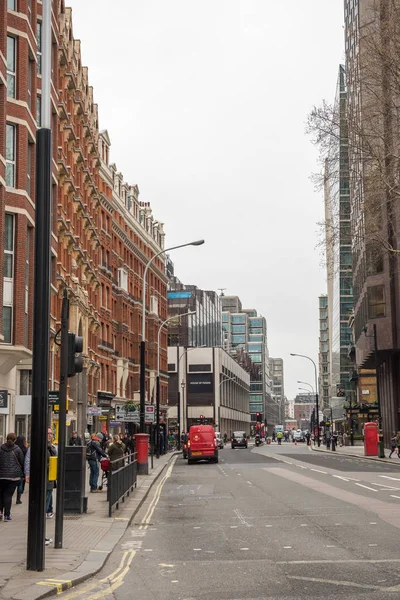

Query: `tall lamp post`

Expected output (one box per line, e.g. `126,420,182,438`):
156,311,195,458
291,353,320,447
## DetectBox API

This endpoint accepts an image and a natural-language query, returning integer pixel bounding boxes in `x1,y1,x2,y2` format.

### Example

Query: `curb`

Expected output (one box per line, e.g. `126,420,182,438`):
12,452,180,600
310,444,400,465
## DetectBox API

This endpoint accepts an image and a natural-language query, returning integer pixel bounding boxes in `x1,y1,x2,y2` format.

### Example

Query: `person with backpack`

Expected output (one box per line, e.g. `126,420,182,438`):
0,433,24,521
87,433,107,492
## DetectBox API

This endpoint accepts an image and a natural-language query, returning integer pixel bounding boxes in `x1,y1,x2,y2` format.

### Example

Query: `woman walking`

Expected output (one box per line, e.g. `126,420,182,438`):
15,436,28,504
107,434,126,470
389,432,398,458
0,433,24,521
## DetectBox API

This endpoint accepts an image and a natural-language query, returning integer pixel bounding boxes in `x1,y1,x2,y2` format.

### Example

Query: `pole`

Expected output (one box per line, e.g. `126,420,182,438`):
374,324,385,458
140,340,146,432
177,391,181,450
26,0,52,570
156,375,160,458
54,290,69,548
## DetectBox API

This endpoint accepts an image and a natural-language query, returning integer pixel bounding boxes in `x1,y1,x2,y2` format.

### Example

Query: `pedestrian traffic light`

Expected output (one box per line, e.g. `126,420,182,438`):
256,412,261,422
67,332,83,377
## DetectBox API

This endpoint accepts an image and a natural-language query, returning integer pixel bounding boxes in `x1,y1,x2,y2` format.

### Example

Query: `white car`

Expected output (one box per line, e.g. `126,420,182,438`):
215,432,224,449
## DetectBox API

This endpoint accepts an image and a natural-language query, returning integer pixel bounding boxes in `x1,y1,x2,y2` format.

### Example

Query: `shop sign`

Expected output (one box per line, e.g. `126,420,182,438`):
49,391,59,405
97,390,115,407
99,416,108,421
0,390,8,409
87,406,102,416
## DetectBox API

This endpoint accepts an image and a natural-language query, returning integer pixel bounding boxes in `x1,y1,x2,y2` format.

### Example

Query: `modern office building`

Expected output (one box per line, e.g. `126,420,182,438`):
0,2,167,442
167,346,250,435
344,1,400,441
270,358,285,423
221,295,277,432
324,65,354,405
318,295,330,411
167,281,222,348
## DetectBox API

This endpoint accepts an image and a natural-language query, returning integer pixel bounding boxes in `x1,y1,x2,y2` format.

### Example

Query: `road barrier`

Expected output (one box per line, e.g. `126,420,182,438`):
108,452,137,517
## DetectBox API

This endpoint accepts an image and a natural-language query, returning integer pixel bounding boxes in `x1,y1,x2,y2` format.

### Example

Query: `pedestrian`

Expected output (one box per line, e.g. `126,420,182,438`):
24,433,55,546
86,433,107,492
107,434,126,470
396,431,400,459
46,428,57,519
0,433,24,521
69,431,82,446
306,432,311,446
15,435,28,504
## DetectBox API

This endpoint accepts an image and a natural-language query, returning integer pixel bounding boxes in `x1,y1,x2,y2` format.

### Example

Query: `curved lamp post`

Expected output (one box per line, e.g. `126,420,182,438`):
291,353,320,447
140,239,204,433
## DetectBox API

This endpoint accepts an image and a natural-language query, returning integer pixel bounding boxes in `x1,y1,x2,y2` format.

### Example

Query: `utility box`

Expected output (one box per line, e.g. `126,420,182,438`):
64,445,87,513
364,422,378,456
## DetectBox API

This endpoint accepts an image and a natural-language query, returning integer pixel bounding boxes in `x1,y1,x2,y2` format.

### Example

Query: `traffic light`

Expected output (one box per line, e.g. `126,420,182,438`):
256,412,261,422
67,332,83,377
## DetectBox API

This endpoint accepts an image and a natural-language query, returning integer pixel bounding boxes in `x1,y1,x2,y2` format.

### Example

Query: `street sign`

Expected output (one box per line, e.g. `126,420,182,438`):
145,405,155,424
49,390,59,405
0,390,8,409
115,403,155,424
87,406,102,416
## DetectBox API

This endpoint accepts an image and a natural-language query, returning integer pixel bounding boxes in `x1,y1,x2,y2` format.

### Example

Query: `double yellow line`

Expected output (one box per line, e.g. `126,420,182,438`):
139,457,177,530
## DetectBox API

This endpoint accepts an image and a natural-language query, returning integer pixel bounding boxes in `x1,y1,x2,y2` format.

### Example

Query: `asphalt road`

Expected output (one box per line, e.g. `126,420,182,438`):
60,443,400,600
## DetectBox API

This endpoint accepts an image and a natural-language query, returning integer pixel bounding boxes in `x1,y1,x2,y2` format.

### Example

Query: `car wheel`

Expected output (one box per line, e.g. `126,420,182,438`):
231,445,234,449
188,459,194,465
214,457,219,463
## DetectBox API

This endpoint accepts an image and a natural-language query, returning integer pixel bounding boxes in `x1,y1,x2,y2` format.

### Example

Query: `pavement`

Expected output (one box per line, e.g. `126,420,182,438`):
310,440,400,464
52,441,400,600
0,451,178,600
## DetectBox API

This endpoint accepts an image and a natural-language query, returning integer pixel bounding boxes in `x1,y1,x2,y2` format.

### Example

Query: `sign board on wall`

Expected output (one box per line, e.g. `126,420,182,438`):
0,390,8,409
187,374,214,394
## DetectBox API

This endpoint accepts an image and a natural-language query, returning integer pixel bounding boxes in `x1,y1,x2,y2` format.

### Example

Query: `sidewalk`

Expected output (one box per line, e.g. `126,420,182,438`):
310,442,400,465
0,451,178,600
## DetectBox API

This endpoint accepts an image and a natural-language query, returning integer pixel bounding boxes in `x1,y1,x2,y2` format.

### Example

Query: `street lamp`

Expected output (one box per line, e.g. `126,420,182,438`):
297,381,314,393
155,311,195,458
291,353,320,447
140,239,204,433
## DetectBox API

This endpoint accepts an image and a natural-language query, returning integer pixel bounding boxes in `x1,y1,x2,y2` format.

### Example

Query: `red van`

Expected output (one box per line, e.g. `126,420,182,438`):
187,425,218,464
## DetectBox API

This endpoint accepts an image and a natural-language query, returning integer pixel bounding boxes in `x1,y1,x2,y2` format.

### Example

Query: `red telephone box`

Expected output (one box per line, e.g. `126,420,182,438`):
364,422,378,456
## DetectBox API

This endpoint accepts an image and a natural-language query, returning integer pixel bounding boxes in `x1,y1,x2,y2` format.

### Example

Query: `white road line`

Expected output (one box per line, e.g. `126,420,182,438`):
354,483,378,492
371,483,398,490
311,469,327,474
240,548,249,551
370,522,377,525
332,475,349,482
193,526,201,529
283,546,292,549
368,544,377,547
300,524,308,527
193,548,202,551
265,524,272,527
380,475,400,481
247,481,253,485
325,545,335,548
390,495,400,499
298,465,308,469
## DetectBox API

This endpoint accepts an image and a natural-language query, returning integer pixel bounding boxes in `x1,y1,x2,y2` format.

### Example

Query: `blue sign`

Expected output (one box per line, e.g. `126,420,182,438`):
168,291,192,299
109,421,122,427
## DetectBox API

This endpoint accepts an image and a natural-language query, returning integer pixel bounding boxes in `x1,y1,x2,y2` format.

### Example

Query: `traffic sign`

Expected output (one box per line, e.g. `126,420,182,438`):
115,403,155,424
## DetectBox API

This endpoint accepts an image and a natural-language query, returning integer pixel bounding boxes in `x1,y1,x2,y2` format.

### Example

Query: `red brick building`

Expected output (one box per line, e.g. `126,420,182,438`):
0,1,168,441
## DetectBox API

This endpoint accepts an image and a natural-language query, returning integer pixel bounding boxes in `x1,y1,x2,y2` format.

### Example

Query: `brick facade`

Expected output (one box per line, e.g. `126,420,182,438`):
0,1,167,441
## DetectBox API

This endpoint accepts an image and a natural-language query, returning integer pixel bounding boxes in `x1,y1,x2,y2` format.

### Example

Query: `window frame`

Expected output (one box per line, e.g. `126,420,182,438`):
6,124,16,188
6,36,16,99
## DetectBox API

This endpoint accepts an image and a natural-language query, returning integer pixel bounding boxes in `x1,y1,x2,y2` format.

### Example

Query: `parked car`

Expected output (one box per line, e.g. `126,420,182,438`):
187,425,218,464
215,432,224,449
231,431,248,449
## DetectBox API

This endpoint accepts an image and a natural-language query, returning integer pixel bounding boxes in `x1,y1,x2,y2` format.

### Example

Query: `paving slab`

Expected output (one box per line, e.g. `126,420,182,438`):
0,451,178,600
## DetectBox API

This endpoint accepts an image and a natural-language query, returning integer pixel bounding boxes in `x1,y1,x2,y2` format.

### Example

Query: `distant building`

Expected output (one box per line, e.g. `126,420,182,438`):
270,358,285,423
221,296,277,432
318,296,330,411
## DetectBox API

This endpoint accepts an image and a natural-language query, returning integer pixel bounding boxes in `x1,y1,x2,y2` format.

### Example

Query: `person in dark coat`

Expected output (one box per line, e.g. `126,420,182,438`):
15,435,28,504
87,433,107,492
0,433,24,521
107,434,126,470
69,432,82,446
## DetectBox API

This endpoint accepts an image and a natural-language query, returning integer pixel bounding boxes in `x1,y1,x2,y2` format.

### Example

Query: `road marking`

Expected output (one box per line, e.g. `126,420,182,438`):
171,580,179,583
144,549,153,552
240,548,249,551
277,558,400,565
247,480,253,485
193,548,202,551
140,457,177,530
230,525,238,528
390,495,400,499
300,524,308,527
325,545,335,548
234,509,252,527
371,482,398,489
332,475,349,482
369,544,377,547
265,524,272,527
335,523,341,526
311,469,327,474
298,465,308,469
286,575,391,591
380,475,400,481
193,526,201,529
370,522,377,525
354,483,378,492
283,546,292,549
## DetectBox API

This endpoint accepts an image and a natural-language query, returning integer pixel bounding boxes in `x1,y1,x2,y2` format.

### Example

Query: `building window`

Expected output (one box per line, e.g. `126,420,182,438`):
4,214,14,279
36,21,42,74
231,315,246,325
26,142,32,196
3,307,12,344
231,325,245,334
367,285,385,319
7,37,16,98
7,0,16,10
36,95,41,127
25,228,31,346
6,124,16,187
20,370,32,395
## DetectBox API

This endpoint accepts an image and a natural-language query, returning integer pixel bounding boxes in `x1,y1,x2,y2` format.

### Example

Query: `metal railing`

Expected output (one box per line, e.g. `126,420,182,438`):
108,452,137,517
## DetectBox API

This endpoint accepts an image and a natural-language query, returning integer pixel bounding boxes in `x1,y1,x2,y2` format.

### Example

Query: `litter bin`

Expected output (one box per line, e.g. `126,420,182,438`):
64,445,87,513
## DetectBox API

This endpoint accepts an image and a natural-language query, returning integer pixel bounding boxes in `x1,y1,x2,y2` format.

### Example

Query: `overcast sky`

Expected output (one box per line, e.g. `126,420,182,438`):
67,0,344,401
